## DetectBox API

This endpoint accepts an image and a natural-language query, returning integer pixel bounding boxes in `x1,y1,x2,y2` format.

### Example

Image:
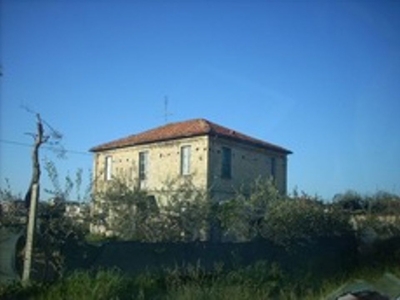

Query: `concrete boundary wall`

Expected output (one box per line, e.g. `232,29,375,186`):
88,236,358,277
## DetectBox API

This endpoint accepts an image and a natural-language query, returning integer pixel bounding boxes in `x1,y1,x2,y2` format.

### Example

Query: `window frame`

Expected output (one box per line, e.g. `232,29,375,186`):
138,151,149,180
180,145,191,176
221,147,232,179
270,157,276,179
105,156,112,181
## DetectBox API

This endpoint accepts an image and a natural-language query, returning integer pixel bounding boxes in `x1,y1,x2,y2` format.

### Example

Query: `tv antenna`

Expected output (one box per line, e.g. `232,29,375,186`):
164,96,173,123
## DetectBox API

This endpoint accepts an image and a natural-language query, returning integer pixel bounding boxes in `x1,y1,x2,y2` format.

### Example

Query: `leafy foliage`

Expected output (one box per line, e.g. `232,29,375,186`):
0,179,22,203
158,178,211,242
333,190,400,215
333,190,400,240
217,178,353,245
261,197,353,247
93,177,160,241
366,191,400,215
93,176,358,245
43,158,89,202
333,190,366,212
92,177,211,242
1,174,90,281
217,177,283,241
0,179,25,227
35,201,89,280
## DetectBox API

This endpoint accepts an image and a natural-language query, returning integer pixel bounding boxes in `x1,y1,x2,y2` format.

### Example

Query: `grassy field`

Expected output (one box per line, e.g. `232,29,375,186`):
1,262,399,300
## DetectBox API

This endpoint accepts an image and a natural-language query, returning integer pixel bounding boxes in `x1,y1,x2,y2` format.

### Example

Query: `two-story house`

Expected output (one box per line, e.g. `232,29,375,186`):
90,118,292,203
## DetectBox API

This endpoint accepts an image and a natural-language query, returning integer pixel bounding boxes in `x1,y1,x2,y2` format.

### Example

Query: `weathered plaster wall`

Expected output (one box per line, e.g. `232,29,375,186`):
208,137,288,201
93,135,288,200
91,135,288,235
93,135,210,195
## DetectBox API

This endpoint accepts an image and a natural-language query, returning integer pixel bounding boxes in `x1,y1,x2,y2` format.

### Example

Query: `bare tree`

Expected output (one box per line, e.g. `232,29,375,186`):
22,110,63,285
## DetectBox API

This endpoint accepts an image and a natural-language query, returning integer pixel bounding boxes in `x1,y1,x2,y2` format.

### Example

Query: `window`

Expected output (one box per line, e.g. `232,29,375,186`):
105,156,112,181
180,146,191,175
221,147,232,179
139,151,148,180
270,157,276,179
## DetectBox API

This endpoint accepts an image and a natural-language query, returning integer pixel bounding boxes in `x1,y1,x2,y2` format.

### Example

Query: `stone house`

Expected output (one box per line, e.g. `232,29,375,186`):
90,118,292,202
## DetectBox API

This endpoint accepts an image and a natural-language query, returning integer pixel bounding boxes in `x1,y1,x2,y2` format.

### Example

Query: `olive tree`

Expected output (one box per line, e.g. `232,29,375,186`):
261,196,353,248
218,177,284,241
92,178,159,241
158,177,211,242
92,176,212,242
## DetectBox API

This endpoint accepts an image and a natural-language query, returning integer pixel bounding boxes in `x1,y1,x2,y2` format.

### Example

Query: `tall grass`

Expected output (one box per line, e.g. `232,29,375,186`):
2,262,399,300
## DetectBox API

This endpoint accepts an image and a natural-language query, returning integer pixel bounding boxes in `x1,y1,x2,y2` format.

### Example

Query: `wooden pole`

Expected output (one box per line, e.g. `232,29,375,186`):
22,183,39,284
22,114,47,285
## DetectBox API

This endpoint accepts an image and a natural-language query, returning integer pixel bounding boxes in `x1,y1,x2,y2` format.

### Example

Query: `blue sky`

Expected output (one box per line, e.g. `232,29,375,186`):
1,0,399,201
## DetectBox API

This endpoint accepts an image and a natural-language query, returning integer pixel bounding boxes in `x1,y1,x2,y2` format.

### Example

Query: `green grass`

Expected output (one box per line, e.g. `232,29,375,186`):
1,263,399,300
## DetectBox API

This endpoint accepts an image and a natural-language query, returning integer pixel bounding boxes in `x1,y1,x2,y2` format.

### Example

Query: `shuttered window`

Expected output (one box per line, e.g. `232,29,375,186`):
270,157,276,179
180,146,191,175
139,151,148,180
105,156,112,181
221,147,232,179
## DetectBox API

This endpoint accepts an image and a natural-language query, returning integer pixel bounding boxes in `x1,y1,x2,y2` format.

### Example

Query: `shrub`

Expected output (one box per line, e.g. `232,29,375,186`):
261,196,353,248
218,177,284,241
0,179,24,228
366,191,400,215
158,177,211,242
92,176,212,242
92,177,160,241
333,190,366,212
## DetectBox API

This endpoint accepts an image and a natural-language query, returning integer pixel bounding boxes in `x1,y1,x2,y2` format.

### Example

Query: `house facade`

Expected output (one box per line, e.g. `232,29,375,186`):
90,118,292,202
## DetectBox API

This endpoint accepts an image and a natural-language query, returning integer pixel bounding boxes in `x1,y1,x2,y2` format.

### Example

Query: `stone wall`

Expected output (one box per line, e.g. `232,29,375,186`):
91,135,289,235
93,136,210,197
208,136,288,200
93,135,288,202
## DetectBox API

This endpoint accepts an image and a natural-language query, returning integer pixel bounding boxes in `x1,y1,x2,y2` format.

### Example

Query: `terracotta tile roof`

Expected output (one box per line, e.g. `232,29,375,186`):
90,118,292,154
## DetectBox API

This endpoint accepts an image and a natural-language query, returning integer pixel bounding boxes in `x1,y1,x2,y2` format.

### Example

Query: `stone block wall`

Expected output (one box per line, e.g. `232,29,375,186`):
208,137,288,200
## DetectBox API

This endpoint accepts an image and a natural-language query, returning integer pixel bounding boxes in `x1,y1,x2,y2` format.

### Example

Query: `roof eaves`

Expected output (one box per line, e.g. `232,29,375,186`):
209,133,292,154
89,131,210,153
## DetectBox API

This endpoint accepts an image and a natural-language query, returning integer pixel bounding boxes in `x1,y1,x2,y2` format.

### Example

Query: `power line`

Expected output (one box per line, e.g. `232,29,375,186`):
0,139,91,156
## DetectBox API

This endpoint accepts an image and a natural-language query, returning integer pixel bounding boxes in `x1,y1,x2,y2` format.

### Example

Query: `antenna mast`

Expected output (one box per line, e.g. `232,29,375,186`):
164,96,173,123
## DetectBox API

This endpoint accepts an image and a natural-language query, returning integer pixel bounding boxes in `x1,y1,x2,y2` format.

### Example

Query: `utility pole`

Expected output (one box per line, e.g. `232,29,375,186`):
22,113,49,285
